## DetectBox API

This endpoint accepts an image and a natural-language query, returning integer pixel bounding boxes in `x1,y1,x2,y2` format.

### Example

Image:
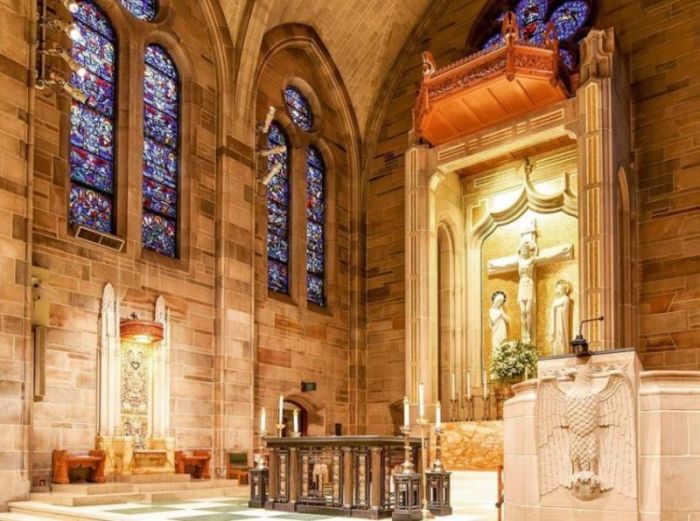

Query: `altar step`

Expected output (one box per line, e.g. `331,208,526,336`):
19,478,242,507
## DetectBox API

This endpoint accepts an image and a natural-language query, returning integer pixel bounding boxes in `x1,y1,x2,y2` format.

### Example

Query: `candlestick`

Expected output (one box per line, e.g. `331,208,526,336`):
278,394,284,425
417,415,434,518
466,371,472,401
418,382,425,419
432,421,444,473
400,425,414,473
450,373,456,401
436,401,442,429
260,407,266,433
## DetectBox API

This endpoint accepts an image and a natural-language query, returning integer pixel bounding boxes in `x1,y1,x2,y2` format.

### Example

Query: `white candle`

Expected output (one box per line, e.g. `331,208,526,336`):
403,396,410,428
451,372,456,401
418,383,425,419
293,408,299,433
436,401,442,429
278,394,284,424
467,371,472,400
260,407,266,433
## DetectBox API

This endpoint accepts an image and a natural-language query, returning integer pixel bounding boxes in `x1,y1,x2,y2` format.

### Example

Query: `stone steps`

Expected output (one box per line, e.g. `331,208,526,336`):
0,513,53,521
29,491,147,507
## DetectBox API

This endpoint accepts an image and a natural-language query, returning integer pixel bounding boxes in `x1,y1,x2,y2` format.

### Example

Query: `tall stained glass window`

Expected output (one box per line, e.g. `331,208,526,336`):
480,0,594,71
267,123,290,293
306,146,325,306
119,0,157,21
69,0,117,234
284,86,313,132
142,44,179,257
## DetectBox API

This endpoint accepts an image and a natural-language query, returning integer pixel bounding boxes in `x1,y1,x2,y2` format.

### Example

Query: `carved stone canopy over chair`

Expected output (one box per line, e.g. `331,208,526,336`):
413,12,569,146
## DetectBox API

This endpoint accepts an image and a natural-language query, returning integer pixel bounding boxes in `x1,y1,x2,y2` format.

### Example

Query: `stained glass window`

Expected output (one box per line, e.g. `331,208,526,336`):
142,45,179,257
69,0,117,234
284,86,313,132
306,146,326,306
267,122,290,293
119,0,157,21
480,0,594,71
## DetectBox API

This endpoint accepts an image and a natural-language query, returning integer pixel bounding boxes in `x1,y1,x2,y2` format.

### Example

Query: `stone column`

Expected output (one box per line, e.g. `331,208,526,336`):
576,28,632,350
405,145,438,403
370,447,382,510
342,447,353,510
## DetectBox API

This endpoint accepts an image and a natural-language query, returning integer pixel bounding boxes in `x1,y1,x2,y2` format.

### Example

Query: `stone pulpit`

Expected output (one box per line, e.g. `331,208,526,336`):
503,349,700,520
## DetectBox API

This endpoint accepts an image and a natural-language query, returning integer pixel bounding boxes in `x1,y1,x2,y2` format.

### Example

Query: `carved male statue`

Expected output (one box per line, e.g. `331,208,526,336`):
489,290,509,351
549,280,572,355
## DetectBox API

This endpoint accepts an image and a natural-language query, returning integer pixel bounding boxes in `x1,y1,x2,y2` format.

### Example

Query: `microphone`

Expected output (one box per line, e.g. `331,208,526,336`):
570,316,604,357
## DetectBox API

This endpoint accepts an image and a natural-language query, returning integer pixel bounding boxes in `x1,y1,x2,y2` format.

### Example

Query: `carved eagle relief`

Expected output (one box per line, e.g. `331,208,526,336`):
536,363,636,501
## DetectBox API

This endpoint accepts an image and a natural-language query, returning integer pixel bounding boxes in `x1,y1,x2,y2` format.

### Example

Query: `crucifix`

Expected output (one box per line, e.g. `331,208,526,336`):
487,217,573,344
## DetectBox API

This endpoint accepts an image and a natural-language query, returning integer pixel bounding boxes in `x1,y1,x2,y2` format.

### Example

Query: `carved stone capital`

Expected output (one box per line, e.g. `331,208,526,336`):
579,28,616,84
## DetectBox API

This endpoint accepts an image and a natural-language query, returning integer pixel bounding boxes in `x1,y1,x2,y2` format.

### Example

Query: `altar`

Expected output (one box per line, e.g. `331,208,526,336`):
262,436,421,519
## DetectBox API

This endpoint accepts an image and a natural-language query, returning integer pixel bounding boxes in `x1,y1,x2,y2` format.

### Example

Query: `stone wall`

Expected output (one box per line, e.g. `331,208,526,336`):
365,0,700,433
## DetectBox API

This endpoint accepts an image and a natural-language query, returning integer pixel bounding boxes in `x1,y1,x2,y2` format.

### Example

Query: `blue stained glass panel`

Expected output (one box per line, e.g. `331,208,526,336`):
483,33,503,50
284,86,313,132
119,0,157,21
143,177,177,218
515,0,547,42
559,48,575,70
307,275,324,306
266,122,290,293
268,260,288,294
70,147,113,193
69,1,116,234
142,212,176,257
142,45,179,257
69,183,113,232
307,250,323,274
551,1,589,40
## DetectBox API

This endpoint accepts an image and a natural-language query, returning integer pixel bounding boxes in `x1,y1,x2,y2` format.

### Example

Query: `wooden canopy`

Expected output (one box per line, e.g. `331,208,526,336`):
414,13,570,146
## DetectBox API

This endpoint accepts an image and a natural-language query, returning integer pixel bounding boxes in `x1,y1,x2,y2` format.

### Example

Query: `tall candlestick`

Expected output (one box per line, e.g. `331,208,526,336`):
451,372,456,401
403,396,410,428
436,401,442,429
467,371,472,400
260,407,266,432
278,394,284,424
418,382,425,419
293,408,299,434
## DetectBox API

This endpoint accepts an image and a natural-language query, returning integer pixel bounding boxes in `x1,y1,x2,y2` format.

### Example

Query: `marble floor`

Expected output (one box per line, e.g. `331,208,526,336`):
2,472,498,521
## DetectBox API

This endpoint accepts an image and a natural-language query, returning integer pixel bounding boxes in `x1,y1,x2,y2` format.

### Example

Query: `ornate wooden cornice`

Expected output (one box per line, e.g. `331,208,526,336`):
414,13,570,146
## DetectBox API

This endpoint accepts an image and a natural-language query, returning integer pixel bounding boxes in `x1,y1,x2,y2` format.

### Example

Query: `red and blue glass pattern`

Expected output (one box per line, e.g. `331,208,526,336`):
306,146,325,306
266,123,290,294
119,0,157,21
284,86,313,132
481,0,593,71
142,45,179,257
69,1,116,233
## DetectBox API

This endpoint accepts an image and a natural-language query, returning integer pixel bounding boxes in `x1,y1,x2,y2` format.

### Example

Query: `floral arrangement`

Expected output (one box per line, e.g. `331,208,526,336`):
489,340,539,381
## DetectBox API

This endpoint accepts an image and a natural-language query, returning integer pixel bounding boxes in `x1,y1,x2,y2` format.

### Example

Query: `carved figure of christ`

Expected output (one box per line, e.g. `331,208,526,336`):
487,220,573,344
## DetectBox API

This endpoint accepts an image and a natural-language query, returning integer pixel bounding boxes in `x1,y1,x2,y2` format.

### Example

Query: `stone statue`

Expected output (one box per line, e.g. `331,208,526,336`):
549,280,572,355
537,362,636,501
489,290,509,351
488,218,574,344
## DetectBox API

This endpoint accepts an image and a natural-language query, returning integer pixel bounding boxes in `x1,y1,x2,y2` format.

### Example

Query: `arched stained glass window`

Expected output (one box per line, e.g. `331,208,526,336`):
480,0,594,71
306,146,325,306
267,122,290,293
119,0,157,21
142,44,179,257
284,86,313,132
69,0,117,234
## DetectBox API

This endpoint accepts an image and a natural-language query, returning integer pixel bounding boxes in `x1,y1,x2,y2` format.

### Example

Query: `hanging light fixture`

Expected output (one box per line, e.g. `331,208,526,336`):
120,313,164,345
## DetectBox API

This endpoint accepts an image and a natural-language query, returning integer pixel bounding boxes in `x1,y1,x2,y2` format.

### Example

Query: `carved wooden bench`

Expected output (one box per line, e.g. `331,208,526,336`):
175,450,211,479
52,450,106,485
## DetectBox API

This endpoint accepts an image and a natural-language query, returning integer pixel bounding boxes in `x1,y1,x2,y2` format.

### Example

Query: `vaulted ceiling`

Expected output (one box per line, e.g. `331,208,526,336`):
217,0,433,134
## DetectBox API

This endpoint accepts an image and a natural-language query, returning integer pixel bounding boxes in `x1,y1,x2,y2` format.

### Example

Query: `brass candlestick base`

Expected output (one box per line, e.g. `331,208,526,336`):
431,425,444,473
482,395,491,421
417,417,434,519
400,425,414,473
275,423,285,438
291,430,301,438
256,430,268,469
464,396,474,422
449,399,458,422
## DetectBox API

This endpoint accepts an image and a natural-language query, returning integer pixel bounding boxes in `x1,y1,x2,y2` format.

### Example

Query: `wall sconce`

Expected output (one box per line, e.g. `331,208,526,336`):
120,313,164,345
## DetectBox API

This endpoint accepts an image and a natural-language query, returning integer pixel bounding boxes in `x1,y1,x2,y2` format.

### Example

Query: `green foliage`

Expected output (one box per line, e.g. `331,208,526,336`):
489,340,539,381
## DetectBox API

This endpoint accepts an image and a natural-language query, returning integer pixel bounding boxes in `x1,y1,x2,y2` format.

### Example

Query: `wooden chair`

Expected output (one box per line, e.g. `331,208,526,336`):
227,452,249,485
52,450,106,485
175,450,211,479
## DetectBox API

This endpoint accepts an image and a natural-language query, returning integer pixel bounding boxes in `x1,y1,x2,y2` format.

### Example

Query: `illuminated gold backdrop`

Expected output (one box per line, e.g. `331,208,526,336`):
481,209,579,363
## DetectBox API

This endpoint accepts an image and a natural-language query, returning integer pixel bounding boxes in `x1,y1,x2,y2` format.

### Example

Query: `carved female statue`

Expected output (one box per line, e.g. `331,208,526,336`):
489,291,509,352
549,280,572,355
